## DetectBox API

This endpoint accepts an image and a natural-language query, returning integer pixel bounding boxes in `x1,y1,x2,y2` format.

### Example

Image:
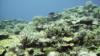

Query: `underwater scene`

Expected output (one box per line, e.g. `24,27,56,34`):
0,0,100,56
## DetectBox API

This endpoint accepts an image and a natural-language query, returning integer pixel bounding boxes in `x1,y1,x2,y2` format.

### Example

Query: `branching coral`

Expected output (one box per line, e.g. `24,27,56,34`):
2,1,100,56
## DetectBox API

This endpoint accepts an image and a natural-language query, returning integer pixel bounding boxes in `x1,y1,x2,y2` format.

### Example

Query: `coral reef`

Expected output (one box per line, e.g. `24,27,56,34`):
0,1,100,56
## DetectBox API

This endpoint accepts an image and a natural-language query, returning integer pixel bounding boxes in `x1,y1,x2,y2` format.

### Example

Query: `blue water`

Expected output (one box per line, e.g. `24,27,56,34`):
0,0,100,20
